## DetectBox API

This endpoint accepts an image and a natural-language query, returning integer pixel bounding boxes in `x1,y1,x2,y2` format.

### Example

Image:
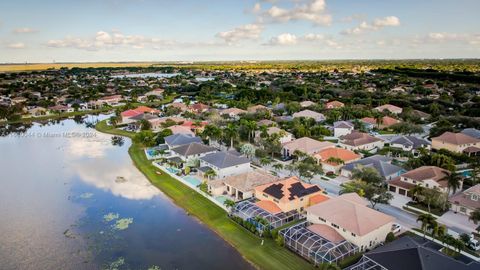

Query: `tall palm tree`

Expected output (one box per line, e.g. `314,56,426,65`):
409,185,425,203
204,169,217,180
417,213,436,239
223,123,238,149
445,171,462,196
272,163,284,172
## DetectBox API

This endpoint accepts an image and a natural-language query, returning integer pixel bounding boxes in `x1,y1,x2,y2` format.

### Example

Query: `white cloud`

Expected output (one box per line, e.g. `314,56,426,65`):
252,3,262,14
46,30,181,51
266,33,298,45
13,27,37,34
342,16,400,35
7,42,26,49
216,24,264,43
425,32,480,45
303,33,325,41
259,0,332,26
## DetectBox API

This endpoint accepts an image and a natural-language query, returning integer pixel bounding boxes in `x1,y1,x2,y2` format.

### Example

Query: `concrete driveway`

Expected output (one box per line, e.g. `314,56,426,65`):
439,211,478,234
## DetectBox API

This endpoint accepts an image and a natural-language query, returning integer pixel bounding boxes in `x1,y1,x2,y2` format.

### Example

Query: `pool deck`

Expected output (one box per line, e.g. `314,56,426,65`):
152,162,228,211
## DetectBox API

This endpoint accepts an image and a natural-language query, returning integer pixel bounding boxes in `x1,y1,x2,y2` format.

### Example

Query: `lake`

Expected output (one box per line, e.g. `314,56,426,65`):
0,115,253,270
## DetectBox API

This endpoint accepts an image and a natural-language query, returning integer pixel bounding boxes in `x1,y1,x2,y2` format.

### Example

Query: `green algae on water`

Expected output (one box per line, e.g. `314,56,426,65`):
103,212,120,222
112,218,133,230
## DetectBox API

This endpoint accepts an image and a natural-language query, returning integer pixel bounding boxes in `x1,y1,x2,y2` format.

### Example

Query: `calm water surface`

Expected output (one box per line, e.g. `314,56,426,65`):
0,115,253,270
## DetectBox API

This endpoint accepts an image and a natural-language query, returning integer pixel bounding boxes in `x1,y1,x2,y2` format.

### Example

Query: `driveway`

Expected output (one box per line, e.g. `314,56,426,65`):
439,211,478,234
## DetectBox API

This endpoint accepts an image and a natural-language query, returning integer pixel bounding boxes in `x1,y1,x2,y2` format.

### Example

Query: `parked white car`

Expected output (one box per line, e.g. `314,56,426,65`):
392,223,402,234
469,235,480,251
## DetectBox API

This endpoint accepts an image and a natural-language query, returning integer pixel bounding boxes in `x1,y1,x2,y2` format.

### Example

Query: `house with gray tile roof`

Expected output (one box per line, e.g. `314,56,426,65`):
389,135,431,154
340,155,405,180
170,142,217,163
164,134,202,149
199,151,252,179
348,236,479,270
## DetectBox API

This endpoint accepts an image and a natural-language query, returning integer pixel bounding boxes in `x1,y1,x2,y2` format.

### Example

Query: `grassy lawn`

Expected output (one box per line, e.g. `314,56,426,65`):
96,120,316,270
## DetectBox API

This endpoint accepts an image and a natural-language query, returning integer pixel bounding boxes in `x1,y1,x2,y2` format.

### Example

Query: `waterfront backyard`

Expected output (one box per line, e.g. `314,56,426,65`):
96,119,317,270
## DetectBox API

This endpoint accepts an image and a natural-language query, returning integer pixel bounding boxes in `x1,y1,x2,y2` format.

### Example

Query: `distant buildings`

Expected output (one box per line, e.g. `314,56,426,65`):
325,100,344,109
292,110,326,122
374,104,403,114
333,121,354,138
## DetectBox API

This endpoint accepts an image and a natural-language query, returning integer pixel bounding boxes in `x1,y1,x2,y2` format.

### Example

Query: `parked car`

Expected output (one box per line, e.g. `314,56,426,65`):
391,223,402,234
469,235,480,251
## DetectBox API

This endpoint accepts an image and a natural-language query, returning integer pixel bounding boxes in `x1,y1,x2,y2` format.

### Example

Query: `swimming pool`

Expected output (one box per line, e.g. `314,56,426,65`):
166,167,181,174
183,176,202,187
215,195,229,205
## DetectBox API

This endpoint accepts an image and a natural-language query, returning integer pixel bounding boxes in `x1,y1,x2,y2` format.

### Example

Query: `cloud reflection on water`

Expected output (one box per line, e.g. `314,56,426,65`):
66,130,160,200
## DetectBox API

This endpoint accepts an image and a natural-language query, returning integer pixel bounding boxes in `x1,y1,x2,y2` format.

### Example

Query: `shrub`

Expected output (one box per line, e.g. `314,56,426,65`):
385,232,395,243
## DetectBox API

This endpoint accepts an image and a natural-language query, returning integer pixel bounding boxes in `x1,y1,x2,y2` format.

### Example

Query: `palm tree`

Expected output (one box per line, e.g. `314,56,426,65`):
469,208,480,225
409,185,425,203
272,163,283,173
260,157,272,167
204,169,217,180
109,116,118,127
417,213,436,239
318,263,341,270
223,123,238,149
202,124,222,145
445,171,462,196
223,199,236,209
325,157,344,165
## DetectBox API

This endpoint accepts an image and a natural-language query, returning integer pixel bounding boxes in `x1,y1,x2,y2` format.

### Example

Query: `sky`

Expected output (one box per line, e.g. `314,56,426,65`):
0,0,479,63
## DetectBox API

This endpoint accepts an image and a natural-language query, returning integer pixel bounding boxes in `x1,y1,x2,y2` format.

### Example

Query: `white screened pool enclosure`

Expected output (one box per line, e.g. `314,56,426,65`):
231,200,300,231
280,221,359,265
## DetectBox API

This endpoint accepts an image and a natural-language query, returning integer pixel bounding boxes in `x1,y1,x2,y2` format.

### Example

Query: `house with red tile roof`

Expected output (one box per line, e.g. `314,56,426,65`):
361,116,400,129
325,100,344,109
313,147,361,174
254,176,327,213
189,103,210,114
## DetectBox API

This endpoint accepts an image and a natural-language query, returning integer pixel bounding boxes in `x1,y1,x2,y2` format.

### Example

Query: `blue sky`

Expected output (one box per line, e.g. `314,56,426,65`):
0,0,479,62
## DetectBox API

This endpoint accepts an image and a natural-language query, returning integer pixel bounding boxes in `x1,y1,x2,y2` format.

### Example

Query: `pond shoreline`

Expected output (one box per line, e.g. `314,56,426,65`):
95,120,316,270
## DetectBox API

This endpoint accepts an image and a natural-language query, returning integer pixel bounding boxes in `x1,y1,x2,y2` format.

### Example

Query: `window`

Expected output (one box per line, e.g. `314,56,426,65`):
273,199,279,203
472,194,478,201
300,198,304,201
351,233,356,237
331,223,339,229
263,193,268,198
318,217,326,222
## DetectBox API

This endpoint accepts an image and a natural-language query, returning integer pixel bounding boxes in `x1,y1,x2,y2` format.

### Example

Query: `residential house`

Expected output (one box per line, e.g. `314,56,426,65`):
247,104,270,114
164,134,202,149
28,107,48,117
388,166,454,197
431,131,480,155
48,105,74,113
333,121,354,138
220,108,247,119
361,116,400,129
189,103,210,114
170,142,217,164
449,184,480,216
349,236,480,270
255,126,294,144
292,110,326,122
199,151,251,179
257,119,276,127
208,170,278,201
389,135,431,155
121,109,143,124
145,88,164,99
254,176,327,213
313,148,361,174
300,101,316,108
11,96,28,105
325,100,344,109
168,102,189,113
96,95,123,106
341,155,405,180
168,125,196,136
306,193,395,251
374,104,403,114
339,131,384,151
412,109,431,121
282,137,335,158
